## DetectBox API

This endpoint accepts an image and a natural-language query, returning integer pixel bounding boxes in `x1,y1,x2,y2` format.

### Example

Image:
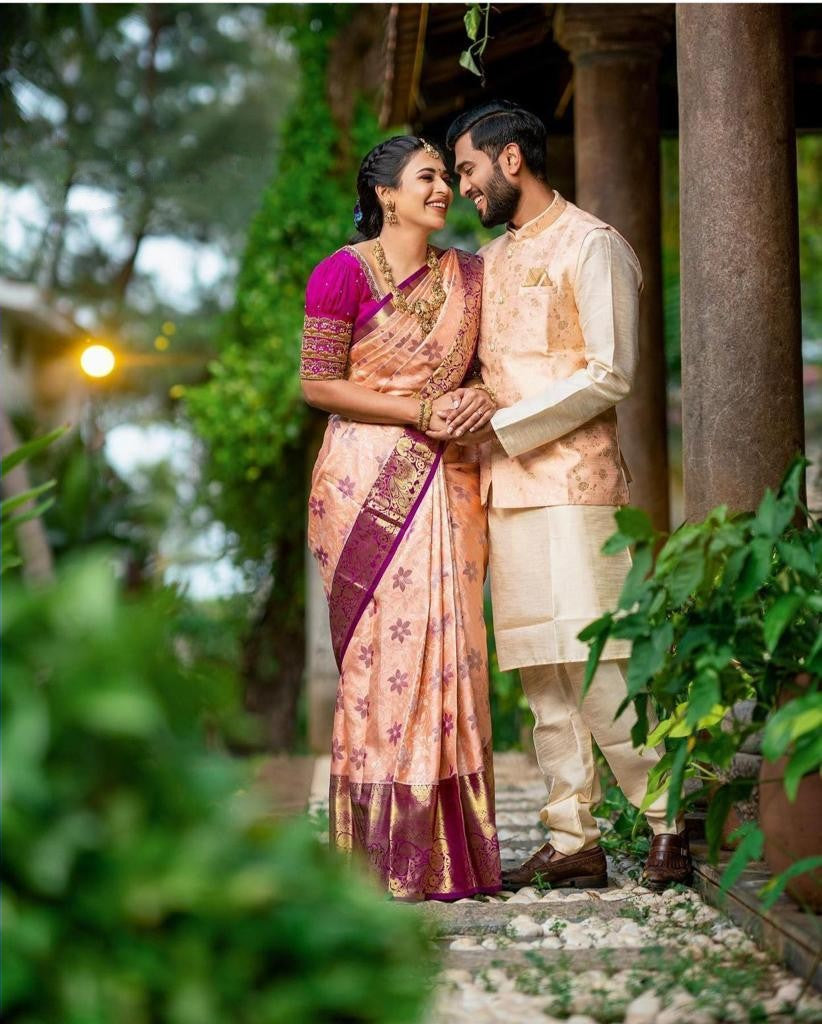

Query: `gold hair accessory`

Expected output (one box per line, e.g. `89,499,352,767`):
420,138,441,161
385,198,398,226
373,241,447,335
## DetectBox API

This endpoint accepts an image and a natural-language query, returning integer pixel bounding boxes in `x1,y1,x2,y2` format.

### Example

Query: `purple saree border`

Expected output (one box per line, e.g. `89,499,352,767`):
335,435,443,667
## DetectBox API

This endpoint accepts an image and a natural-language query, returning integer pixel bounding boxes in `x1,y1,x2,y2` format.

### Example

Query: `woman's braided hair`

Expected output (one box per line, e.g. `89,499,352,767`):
353,136,432,240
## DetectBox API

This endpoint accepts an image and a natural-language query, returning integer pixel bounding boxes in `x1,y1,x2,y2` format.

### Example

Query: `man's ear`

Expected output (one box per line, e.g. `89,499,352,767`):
502,143,523,177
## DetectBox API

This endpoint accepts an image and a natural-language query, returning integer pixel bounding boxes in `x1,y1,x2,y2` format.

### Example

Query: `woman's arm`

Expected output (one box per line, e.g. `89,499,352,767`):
301,378,419,427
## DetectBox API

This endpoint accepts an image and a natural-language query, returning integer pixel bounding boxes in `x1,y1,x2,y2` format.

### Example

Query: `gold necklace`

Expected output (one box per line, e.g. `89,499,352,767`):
373,240,447,335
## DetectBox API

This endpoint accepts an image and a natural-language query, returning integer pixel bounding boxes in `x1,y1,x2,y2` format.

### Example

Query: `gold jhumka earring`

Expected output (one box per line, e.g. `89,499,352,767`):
385,199,398,225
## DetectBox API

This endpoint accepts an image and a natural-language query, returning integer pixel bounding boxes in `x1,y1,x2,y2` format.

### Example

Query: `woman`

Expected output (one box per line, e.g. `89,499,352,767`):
300,136,501,901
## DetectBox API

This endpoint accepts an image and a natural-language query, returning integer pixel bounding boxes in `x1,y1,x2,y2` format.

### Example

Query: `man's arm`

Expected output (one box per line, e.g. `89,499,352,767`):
489,228,641,459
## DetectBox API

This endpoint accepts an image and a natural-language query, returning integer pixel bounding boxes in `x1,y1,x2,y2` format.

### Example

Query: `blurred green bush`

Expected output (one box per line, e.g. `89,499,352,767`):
1,557,436,1024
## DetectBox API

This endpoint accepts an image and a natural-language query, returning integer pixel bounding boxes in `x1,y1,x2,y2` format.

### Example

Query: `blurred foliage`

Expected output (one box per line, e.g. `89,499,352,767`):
2,555,436,1024
1,425,65,574
484,592,530,750
798,134,822,342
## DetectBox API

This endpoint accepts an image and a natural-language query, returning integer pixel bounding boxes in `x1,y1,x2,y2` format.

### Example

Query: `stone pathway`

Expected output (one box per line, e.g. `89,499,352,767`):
308,753,822,1023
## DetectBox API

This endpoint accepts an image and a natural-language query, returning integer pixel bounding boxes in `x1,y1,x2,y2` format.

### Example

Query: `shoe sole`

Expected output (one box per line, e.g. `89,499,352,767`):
643,872,694,892
502,873,609,890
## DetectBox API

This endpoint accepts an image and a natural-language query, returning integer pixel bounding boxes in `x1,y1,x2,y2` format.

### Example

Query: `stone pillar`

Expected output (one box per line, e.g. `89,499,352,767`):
555,5,671,531
677,4,804,520
306,545,338,753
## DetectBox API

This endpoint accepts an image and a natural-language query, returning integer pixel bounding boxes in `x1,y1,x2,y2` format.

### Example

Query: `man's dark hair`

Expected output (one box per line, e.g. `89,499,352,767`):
445,100,548,182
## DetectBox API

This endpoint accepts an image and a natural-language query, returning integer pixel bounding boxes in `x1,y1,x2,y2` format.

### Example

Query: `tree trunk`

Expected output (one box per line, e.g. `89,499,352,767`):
0,410,55,586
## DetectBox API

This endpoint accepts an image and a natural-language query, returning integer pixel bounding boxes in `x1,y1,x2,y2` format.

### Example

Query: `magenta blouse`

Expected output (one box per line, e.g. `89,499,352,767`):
300,247,428,381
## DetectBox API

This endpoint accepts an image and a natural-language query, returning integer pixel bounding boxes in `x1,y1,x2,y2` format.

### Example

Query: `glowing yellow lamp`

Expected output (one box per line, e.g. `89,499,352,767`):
80,344,116,378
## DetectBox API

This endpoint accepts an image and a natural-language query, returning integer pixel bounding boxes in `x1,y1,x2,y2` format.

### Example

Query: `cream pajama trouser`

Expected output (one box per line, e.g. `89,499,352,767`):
519,659,677,854
488,504,680,854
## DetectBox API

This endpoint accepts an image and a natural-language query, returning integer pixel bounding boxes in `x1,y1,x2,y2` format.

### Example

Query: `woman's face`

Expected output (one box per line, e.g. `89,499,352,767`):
387,149,452,231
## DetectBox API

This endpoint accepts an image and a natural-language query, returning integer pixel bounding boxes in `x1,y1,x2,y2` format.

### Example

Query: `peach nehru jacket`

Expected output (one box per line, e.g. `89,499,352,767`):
479,192,641,509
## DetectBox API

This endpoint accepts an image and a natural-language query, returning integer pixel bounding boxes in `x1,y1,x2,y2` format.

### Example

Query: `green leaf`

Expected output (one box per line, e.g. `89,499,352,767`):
776,539,816,577
752,488,794,539
685,670,720,727
626,621,673,695
577,614,612,642
705,783,740,862
759,855,822,910
464,6,481,40
735,538,773,601
5,497,57,530
602,531,632,555
665,543,707,605
1,480,56,518
614,506,654,542
645,714,678,747
458,49,480,75
762,693,822,761
784,734,822,801
763,592,804,652
720,822,764,893
0,426,66,475
639,781,669,814
618,544,653,610
665,741,689,824
581,627,609,699
776,455,808,508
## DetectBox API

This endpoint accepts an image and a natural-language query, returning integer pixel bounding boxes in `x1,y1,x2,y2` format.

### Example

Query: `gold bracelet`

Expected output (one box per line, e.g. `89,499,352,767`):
417,397,433,433
469,380,497,404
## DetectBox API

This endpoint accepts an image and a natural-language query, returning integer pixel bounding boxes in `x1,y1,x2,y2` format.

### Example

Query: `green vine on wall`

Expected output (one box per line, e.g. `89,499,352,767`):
186,6,380,568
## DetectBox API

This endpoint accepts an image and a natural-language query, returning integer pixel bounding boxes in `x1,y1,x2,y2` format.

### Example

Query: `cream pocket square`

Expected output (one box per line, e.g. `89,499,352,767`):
522,266,551,287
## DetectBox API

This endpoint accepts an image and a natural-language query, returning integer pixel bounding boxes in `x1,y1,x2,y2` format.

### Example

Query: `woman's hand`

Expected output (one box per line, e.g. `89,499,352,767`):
435,387,496,437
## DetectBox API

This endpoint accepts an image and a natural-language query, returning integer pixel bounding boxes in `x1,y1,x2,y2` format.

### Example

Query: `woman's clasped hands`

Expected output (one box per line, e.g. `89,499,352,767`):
426,388,496,444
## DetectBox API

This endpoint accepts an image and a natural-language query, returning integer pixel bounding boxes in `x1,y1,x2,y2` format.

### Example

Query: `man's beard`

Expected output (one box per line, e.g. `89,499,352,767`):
477,162,521,227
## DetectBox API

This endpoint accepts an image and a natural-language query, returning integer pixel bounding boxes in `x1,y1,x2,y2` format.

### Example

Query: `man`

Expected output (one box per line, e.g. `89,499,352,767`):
444,100,691,890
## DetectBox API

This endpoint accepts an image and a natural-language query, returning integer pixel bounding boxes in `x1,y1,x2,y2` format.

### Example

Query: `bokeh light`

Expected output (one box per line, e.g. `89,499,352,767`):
80,343,116,378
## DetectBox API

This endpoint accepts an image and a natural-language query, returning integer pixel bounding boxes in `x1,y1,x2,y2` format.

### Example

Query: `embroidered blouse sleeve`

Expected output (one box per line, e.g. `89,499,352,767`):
300,251,366,381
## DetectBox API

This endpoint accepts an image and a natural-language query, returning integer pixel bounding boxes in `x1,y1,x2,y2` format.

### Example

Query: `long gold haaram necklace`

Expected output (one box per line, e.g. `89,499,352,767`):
373,240,446,335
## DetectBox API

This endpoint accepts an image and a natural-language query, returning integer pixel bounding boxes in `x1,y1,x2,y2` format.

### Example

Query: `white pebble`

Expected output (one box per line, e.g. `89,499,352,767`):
624,992,662,1024
508,914,543,939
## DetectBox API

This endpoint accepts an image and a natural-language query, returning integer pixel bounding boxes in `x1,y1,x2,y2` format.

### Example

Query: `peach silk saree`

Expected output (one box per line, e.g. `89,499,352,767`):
301,245,501,900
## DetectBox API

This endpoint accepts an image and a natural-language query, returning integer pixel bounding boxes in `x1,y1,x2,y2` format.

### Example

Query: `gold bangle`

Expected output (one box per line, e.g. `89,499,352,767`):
421,399,433,433
417,397,432,433
469,380,497,404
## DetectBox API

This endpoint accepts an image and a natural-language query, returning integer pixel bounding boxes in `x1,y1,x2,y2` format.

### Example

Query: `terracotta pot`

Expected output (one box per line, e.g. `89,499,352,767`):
758,755,822,911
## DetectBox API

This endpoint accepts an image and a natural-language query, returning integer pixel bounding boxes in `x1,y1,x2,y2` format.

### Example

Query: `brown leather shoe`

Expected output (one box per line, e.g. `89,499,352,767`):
642,832,693,891
501,842,608,890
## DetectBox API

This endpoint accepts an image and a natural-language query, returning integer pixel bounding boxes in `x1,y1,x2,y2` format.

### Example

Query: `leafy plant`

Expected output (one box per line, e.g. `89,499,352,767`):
459,4,492,82
580,456,822,899
1,426,65,574
1,556,436,1024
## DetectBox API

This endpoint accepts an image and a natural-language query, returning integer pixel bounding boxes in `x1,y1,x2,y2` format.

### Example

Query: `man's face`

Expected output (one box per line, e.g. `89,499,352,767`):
454,133,521,228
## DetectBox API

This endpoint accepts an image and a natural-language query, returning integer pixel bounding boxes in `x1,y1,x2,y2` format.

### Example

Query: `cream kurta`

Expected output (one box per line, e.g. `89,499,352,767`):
479,193,640,669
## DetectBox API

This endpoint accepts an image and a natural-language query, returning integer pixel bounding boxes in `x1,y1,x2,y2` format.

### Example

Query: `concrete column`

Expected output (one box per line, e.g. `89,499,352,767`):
677,4,804,519
555,5,672,531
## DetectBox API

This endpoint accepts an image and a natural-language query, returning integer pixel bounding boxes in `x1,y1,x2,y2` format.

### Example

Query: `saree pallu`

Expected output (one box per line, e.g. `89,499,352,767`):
307,248,501,900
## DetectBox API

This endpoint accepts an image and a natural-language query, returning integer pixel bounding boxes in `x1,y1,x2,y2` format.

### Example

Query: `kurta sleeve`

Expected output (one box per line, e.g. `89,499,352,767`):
491,228,642,458
300,250,365,380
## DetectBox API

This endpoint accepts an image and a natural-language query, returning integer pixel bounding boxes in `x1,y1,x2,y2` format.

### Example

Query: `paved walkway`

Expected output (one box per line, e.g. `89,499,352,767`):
309,753,822,1023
